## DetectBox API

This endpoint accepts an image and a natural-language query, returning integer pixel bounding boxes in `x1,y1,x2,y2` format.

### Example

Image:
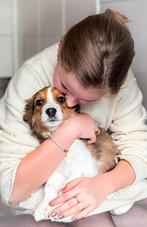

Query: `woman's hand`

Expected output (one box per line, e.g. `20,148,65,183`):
49,175,111,221
63,113,100,144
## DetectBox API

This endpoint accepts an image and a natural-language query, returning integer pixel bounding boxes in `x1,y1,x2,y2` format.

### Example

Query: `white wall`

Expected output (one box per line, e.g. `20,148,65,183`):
20,0,96,62
100,0,147,108
0,0,20,77
0,0,96,79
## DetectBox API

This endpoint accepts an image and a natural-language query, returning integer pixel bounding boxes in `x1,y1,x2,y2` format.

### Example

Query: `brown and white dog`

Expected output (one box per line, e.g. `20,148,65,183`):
23,86,116,222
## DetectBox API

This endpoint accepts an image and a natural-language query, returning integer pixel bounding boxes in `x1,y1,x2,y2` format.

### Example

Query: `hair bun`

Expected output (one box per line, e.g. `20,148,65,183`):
105,9,129,28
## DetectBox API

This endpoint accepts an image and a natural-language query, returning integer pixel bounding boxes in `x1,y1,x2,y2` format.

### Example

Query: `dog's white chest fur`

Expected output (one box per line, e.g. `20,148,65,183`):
57,139,99,177
33,139,100,222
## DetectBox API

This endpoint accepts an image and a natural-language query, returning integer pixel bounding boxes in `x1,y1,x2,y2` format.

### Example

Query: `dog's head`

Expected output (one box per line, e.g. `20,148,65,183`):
23,86,80,140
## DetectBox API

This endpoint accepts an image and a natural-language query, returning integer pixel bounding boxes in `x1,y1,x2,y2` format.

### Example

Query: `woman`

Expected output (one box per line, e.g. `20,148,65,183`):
0,9,147,227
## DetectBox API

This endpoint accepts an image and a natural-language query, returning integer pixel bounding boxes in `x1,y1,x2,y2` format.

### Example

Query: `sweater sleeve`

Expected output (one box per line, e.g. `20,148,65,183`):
0,45,57,206
109,70,147,184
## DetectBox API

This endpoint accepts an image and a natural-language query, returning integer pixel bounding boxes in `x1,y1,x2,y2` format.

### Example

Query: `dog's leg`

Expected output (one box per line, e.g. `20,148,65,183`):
34,159,76,222
51,163,83,223
34,170,67,222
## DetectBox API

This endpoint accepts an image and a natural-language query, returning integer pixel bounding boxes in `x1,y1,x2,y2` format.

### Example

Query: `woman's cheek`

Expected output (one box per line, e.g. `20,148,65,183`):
79,100,92,105
54,81,66,94
53,78,62,92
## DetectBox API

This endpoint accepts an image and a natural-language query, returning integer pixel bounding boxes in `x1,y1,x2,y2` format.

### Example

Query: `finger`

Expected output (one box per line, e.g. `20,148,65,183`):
49,187,80,206
87,134,96,144
58,201,88,219
51,197,78,215
51,198,87,218
72,205,94,221
62,178,82,192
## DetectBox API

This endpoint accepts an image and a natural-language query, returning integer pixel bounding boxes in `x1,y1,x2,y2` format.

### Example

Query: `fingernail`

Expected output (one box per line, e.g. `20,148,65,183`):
73,217,78,221
58,213,64,219
61,186,66,191
49,201,54,206
51,212,56,217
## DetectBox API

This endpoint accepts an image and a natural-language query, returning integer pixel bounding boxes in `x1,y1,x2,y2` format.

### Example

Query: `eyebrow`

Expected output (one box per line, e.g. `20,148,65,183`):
61,82,98,102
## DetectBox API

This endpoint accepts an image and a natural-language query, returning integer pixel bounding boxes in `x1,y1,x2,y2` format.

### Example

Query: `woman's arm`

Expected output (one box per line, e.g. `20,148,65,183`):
110,71,147,184
102,159,136,195
10,113,98,205
9,119,75,205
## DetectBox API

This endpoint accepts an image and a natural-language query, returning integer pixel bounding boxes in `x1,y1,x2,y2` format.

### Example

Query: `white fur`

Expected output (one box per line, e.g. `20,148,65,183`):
34,139,103,222
41,88,64,131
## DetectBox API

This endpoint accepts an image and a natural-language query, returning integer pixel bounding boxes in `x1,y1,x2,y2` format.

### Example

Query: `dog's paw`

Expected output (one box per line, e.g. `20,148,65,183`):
50,214,73,223
34,205,52,222
34,210,45,222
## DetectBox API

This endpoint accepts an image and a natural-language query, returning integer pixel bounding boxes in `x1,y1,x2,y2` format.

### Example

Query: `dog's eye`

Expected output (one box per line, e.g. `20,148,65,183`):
35,99,44,106
57,96,65,104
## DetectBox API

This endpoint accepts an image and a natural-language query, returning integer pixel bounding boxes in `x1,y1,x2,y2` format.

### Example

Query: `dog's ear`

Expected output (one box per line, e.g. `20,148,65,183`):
74,104,81,113
23,97,35,129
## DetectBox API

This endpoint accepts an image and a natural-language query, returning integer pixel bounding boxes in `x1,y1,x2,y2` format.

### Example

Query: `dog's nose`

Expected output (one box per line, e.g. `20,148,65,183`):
46,108,57,117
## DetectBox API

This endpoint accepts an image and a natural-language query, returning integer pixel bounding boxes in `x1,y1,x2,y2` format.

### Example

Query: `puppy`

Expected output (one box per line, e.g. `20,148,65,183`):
23,86,116,222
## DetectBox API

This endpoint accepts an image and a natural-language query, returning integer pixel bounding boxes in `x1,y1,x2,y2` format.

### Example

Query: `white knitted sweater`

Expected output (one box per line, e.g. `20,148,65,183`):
1,43,147,214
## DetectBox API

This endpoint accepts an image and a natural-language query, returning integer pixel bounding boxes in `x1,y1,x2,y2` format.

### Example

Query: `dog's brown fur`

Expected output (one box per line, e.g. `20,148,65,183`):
23,87,117,173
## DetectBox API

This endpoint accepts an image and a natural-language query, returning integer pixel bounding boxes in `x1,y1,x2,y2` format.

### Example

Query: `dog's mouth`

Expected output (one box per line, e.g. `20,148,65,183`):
47,116,62,122
44,116,63,126
48,117,57,122
43,117,63,132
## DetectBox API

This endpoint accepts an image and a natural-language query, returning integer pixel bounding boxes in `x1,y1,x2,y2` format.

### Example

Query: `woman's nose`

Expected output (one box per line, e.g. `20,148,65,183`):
66,94,78,107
